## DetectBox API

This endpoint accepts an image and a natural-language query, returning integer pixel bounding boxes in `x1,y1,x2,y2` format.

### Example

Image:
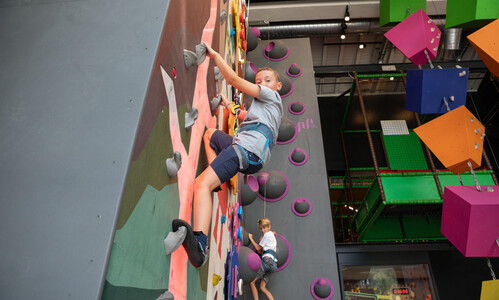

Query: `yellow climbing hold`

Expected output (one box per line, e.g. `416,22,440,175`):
213,274,222,286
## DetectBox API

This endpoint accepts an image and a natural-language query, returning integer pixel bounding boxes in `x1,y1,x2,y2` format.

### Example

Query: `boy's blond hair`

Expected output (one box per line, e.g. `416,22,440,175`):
257,217,271,228
256,67,281,83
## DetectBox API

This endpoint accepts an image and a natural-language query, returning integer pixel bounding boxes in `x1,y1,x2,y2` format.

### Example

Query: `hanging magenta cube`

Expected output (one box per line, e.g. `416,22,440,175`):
405,68,469,114
441,185,499,257
384,9,441,67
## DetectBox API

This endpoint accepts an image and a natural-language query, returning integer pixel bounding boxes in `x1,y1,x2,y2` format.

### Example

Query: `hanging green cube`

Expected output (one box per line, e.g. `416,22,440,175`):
446,0,499,28
379,0,426,27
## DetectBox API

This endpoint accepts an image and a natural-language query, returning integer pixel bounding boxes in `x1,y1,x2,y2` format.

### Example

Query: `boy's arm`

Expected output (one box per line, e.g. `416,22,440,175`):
205,44,261,99
248,233,262,251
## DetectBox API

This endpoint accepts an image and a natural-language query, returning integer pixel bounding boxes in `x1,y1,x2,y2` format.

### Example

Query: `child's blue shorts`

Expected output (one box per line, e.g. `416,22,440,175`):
209,130,263,183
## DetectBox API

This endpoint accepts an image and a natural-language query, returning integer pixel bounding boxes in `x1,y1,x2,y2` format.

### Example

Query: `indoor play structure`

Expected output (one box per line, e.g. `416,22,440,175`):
1,0,498,300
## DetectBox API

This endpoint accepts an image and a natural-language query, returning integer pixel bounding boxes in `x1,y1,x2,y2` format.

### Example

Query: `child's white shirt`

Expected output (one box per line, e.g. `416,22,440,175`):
259,231,277,261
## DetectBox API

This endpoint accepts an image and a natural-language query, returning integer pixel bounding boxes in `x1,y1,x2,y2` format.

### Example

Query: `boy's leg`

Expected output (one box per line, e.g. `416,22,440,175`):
250,278,259,300
193,166,221,235
203,128,218,164
259,279,274,300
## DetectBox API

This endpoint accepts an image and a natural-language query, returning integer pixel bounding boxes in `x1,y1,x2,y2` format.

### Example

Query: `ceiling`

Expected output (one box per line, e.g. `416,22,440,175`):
247,0,486,97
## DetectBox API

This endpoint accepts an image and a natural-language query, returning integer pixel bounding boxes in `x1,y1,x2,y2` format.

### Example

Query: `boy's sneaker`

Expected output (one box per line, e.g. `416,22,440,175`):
172,219,208,268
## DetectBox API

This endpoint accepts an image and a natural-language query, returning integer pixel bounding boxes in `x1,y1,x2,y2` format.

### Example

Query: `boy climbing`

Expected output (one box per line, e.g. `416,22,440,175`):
167,43,283,268
248,218,277,300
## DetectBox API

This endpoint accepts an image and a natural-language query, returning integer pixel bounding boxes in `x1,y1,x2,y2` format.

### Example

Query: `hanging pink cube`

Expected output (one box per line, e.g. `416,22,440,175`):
384,8,441,67
441,185,499,257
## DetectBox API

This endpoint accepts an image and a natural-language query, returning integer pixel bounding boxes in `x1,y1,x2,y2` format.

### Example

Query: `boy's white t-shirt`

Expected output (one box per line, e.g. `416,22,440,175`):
259,231,277,262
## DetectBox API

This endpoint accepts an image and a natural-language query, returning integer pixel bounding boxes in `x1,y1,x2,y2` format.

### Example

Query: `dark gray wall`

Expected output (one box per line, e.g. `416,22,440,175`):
0,0,169,298
243,38,341,300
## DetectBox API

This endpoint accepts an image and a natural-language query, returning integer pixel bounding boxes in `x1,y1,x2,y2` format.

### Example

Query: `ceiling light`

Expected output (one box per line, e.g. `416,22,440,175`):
340,21,347,39
344,5,350,22
359,43,365,49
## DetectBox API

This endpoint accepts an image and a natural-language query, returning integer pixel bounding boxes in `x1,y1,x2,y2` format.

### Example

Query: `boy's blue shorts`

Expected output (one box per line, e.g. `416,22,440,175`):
209,130,263,183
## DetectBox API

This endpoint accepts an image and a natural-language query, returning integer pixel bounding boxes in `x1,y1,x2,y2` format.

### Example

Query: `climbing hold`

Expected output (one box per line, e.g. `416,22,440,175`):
163,226,186,255
230,27,236,37
239,246,261,283
244,61,258,84
258,170,289,202
183,49,198,68
277,117,298,144
238,278,243,296
220,9,227,25
240,176,259,206
166,151,182,177
212,274,222,286
286,63,303,77
247,27,260,52
185,107,198,129
156,290,174,300
275,234,292,271
237,226,243,241
257,172,270,186
214,66,222,80
221,215,226,224
278,76,294,98
238,206,243,220
312,278,333,299
210,95,222,112
289,101,305,115
246,174,259,192
292,198,312,217
263,40,290,61
289,148,308,166
195,43,207,66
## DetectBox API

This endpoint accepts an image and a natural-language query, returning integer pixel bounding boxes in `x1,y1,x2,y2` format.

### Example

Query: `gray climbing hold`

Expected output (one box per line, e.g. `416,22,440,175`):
183,49,198,68
195,43,207,66
278,76,294,97
220,9,227,25
156,290,174,300
214,66,222,80
291,150,306,163
277,118,297,143
244,61,258,84
247,27,260,52
185,107,198,129
240,176,259,206
294,199,310,214
263,40,290,61
314,279,332,298
287,63,302,77
164,226,187,255
290,102,304,114
275,235,290,269
210,95,222,112
239,246,261,284
258,170,288,201
166,151,182,177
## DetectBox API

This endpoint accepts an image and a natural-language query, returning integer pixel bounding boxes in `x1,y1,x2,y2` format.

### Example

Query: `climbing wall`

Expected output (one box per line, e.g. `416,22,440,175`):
240,38,342,300
103,0,249,299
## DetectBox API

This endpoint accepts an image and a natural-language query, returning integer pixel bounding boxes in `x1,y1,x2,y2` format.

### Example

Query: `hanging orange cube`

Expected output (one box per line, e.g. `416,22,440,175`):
414,105,485,174
468,18,499,77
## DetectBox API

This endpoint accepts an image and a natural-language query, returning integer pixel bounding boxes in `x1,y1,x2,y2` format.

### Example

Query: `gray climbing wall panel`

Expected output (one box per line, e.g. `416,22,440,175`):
243,38,341,300
0,0,169,299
